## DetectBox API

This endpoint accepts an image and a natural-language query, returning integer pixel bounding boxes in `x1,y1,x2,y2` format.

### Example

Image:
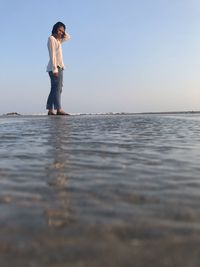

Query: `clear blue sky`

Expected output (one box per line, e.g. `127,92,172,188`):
0,0,200,114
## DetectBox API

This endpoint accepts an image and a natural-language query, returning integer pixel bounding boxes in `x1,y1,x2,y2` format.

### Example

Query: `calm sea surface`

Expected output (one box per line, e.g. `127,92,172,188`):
0,114,200,267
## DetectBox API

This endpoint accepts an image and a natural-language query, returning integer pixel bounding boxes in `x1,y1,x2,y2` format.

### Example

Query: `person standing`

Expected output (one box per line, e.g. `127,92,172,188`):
46,22,70,115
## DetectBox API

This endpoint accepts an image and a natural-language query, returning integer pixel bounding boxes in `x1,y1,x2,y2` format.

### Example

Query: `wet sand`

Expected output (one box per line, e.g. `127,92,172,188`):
0,114,200,266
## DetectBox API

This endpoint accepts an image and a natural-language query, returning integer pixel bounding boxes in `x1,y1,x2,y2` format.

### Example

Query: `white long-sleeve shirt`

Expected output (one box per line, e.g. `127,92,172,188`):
46,33,70,73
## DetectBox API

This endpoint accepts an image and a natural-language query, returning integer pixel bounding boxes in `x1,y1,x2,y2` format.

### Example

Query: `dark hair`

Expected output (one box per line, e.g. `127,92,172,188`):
51,21,66,35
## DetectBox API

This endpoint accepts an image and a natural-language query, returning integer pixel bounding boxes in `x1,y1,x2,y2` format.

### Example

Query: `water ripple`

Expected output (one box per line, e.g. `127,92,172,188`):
0,114,200,266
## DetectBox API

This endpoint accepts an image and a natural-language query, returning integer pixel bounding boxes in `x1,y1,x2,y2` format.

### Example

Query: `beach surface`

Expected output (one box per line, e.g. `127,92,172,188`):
0,114,200,267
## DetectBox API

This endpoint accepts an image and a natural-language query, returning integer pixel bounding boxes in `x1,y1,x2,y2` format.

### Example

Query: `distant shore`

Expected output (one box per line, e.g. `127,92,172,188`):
2,112,21,116
1,110,200,117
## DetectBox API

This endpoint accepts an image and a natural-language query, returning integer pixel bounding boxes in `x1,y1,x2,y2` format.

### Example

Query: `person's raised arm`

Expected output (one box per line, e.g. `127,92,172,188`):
61,32,71,43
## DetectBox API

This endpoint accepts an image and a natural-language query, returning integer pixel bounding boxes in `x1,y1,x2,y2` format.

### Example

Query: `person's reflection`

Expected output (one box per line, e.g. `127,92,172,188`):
45,116,73,228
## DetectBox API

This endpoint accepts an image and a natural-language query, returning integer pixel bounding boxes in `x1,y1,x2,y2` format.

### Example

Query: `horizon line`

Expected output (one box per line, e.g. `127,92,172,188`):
1,110,200,117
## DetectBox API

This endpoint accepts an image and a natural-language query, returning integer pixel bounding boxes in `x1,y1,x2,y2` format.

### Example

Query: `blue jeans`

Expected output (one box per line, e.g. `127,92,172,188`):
46,68,63,110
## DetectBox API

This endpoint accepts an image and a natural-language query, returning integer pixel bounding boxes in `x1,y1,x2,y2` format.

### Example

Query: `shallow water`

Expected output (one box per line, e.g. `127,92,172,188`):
0,114,200,267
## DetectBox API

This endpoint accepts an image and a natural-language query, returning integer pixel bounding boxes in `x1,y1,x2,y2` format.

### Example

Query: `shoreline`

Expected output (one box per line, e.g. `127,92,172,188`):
1,110,200,117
